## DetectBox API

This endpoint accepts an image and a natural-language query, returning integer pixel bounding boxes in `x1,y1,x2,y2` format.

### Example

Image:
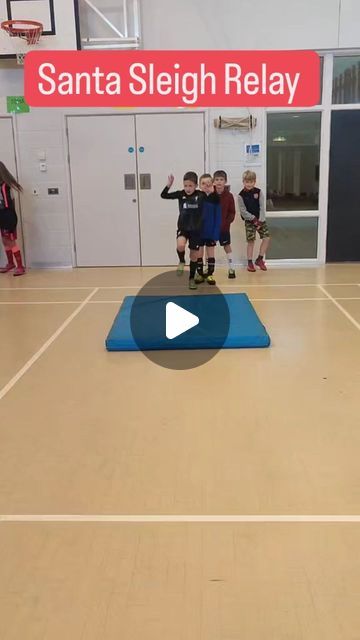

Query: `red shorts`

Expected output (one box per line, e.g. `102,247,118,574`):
1,228,17,241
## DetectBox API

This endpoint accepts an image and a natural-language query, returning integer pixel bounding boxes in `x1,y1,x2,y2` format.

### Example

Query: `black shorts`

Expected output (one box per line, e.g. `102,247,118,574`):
198,239,217,248
0,209,17,233
176,229,200,251
219,231,231,246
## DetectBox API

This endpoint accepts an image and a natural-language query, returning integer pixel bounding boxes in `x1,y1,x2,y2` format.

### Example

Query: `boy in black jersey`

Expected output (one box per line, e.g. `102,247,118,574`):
238,170,270,272
161,171,204,290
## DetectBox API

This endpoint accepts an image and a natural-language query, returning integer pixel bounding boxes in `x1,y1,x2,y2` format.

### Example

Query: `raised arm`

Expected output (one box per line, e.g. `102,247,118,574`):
161,174,181,199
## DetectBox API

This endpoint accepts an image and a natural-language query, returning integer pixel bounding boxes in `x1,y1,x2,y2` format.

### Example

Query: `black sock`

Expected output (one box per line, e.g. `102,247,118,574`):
248,259,254,265
257,254,263,261
189,261,197,279
197,258,204,275
207,257,215,276
177,250,185,263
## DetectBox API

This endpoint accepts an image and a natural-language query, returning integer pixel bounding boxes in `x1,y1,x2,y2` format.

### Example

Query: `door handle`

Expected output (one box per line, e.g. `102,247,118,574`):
140,173,151,189
124,173,136,190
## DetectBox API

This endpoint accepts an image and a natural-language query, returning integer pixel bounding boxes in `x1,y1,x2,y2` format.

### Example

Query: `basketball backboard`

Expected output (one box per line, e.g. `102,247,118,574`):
0,0,80,57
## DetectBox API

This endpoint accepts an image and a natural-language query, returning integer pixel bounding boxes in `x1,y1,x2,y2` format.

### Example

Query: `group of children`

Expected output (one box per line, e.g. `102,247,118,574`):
161,169,270,289
0,160,269,283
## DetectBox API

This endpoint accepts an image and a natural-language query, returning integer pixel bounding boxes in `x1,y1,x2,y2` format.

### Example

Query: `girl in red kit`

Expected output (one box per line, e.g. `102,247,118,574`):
0,162,25,276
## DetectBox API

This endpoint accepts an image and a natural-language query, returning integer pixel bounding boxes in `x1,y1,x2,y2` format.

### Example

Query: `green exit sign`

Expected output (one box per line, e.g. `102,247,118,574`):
7,96,30,114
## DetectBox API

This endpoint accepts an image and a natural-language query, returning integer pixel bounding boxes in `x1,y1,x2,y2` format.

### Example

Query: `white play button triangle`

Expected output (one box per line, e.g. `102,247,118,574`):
166,302,199,340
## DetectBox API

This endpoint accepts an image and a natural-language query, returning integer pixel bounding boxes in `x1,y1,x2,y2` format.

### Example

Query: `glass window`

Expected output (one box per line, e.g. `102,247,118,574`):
267,112,321,211
333,56,360,104
267,217,318,259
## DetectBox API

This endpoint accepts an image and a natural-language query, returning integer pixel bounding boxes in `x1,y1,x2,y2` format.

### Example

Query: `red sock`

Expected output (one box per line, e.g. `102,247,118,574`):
13,248,24,269
6,249,15,266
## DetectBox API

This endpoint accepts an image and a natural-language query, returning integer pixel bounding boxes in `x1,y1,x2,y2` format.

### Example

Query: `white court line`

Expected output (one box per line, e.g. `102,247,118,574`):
318,285,360,332
87,297,359,302
222,297,329,302
0,287,94,291
0,301,83,305
1,514,360,523
0,288,99,402
87,298,331,303
98,283,360,289
250,297,358,301
2,298,360,306
0,283,359,291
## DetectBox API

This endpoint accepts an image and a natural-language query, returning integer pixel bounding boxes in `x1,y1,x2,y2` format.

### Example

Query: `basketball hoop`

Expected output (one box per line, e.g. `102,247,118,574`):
1,20,43,65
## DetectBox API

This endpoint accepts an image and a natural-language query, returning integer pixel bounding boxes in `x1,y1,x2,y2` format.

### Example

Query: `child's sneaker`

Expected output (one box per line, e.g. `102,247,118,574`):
189,278,197,290
13,267,26,277
176,262,185,276
247,261,256,272
228,268,236,279
206,275,216,285
255,257,267,271
0,263,15,273
194,273,205,284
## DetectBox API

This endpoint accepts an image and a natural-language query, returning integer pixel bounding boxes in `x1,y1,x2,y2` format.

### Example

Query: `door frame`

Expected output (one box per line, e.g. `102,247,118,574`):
135,110,207,266
264,54,331,266
66,112,141,267
65,110,207,267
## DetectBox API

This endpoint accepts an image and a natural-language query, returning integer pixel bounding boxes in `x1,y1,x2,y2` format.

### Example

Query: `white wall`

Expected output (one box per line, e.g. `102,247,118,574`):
338,0,360,48
142,0,360,51
1,0,358,55
209,107,265,262
142,0,343,51
13,109,73,267
0,66,24,97
0,100,262,266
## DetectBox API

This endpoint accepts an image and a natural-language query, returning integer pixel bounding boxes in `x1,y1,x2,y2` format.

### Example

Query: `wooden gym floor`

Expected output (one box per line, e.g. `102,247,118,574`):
0,263,360,639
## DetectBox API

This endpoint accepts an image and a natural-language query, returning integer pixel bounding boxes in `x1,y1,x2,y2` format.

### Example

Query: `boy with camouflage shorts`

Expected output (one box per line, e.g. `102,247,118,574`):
238,170,270,272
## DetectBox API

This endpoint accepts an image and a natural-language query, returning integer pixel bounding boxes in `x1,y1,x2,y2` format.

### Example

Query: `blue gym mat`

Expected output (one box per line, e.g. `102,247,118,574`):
105,293,270,351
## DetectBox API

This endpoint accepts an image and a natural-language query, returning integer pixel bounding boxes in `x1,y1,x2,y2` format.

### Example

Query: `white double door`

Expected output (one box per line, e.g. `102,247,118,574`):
68,112,205,266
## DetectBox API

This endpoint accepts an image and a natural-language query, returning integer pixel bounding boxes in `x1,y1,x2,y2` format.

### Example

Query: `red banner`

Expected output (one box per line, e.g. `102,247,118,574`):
25,50,320,108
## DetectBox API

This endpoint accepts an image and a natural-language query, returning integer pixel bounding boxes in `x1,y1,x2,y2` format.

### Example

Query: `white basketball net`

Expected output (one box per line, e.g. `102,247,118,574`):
10,38,40,66
16,52,26,65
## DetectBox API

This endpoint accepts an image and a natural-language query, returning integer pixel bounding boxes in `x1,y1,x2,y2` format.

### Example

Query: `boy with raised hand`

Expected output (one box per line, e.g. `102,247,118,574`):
161,171,203,289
